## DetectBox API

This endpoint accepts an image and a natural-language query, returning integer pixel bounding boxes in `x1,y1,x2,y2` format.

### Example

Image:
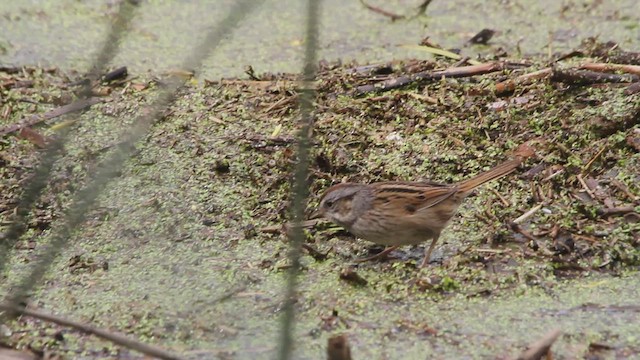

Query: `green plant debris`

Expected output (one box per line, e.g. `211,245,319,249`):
1,39,639,358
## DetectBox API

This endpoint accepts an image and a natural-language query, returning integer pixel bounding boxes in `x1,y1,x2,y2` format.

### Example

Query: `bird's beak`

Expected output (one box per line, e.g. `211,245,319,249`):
309,208,323,220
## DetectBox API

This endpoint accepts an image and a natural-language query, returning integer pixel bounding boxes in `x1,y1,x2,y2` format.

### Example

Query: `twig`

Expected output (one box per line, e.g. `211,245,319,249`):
452,56,471,67
0,97,103,136
596,206,637,217
2,0,262,325
401,44,483,65
512,204,542,224
355,62,505,95
0,65,22,74
0,0,142,302
573,234,598,243
576,174,596,200
0,304,183,360
239,134,297,146
516,328,562,360
583,145,607,172
542,168,563,182
494,68,552,94
624,81,640,95
551,68,638,85
264,94,298,114
510,223,540,243
407,92,438,104
611,179,639,202
490,188,511,207
359,0,404,21
302,243,330,261
580,62,640,76
473,248,508,254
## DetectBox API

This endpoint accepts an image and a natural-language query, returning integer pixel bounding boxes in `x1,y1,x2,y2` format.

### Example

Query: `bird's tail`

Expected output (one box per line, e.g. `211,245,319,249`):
457,158,523,193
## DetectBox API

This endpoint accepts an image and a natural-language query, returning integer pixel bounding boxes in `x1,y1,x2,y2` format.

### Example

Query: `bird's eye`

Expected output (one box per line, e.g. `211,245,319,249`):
324,200,334,208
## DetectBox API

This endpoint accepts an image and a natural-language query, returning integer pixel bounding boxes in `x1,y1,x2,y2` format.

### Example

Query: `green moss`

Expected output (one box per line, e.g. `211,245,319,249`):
2,43,640,358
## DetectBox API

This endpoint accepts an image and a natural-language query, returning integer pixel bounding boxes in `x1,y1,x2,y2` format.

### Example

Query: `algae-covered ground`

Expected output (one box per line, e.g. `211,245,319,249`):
1,40,640,359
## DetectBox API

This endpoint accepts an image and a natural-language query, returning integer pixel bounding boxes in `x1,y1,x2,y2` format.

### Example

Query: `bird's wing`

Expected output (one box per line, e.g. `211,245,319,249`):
371,181,459,215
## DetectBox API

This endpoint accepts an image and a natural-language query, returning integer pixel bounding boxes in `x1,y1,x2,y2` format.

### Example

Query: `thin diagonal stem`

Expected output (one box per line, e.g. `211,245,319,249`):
0,0,139,278
277,0,321,359
2,0,261,322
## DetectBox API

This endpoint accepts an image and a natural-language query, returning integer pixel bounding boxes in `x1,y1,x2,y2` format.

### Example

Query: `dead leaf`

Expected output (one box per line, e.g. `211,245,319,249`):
17,127,49,148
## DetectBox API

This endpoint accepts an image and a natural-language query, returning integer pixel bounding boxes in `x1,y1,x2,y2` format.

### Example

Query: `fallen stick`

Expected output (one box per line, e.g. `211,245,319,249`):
516,328,562,360
624,81,640,95
354,62,505,95
579,62,640,76
596,206,637,217
0,97,103,136
0,348,38,360
494,68,552,94
512,204,542,224
400,44,483,65
359,0,404,21
551,68,638,85
0,304,183,360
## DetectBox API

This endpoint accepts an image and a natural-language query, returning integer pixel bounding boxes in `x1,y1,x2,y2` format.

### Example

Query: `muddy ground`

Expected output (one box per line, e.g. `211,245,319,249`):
1,39,640,358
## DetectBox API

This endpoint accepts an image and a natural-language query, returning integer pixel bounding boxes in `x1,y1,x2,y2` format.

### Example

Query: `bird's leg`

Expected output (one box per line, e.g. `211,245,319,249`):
419,234,440,268
354,245,399,263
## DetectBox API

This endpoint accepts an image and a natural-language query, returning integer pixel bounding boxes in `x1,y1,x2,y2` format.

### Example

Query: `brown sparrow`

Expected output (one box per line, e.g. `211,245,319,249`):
311,153,530,267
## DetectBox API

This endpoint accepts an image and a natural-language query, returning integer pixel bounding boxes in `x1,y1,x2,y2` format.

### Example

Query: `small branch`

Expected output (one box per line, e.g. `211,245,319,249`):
415,0,433,15
624,81,640,95
490,188,511,207
355,62,505,95
542,169,564,182
579,62,640,76
582,145,607,172
611,179,639,202
551,68,638,85
0,304,183,360
0,65,22,74
494,68,552,94
0,97,103,136
401,44,483,65
264,94,298,114
596,206,637,217
302,243,330,261
473,248,508,254
509,223,540,244
516,328,562,360
576,174,596,200
512,204,542,224
359,0,404,21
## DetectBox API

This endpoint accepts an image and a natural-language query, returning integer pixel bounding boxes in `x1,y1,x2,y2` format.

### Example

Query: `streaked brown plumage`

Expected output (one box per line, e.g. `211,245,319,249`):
312,156,527,267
